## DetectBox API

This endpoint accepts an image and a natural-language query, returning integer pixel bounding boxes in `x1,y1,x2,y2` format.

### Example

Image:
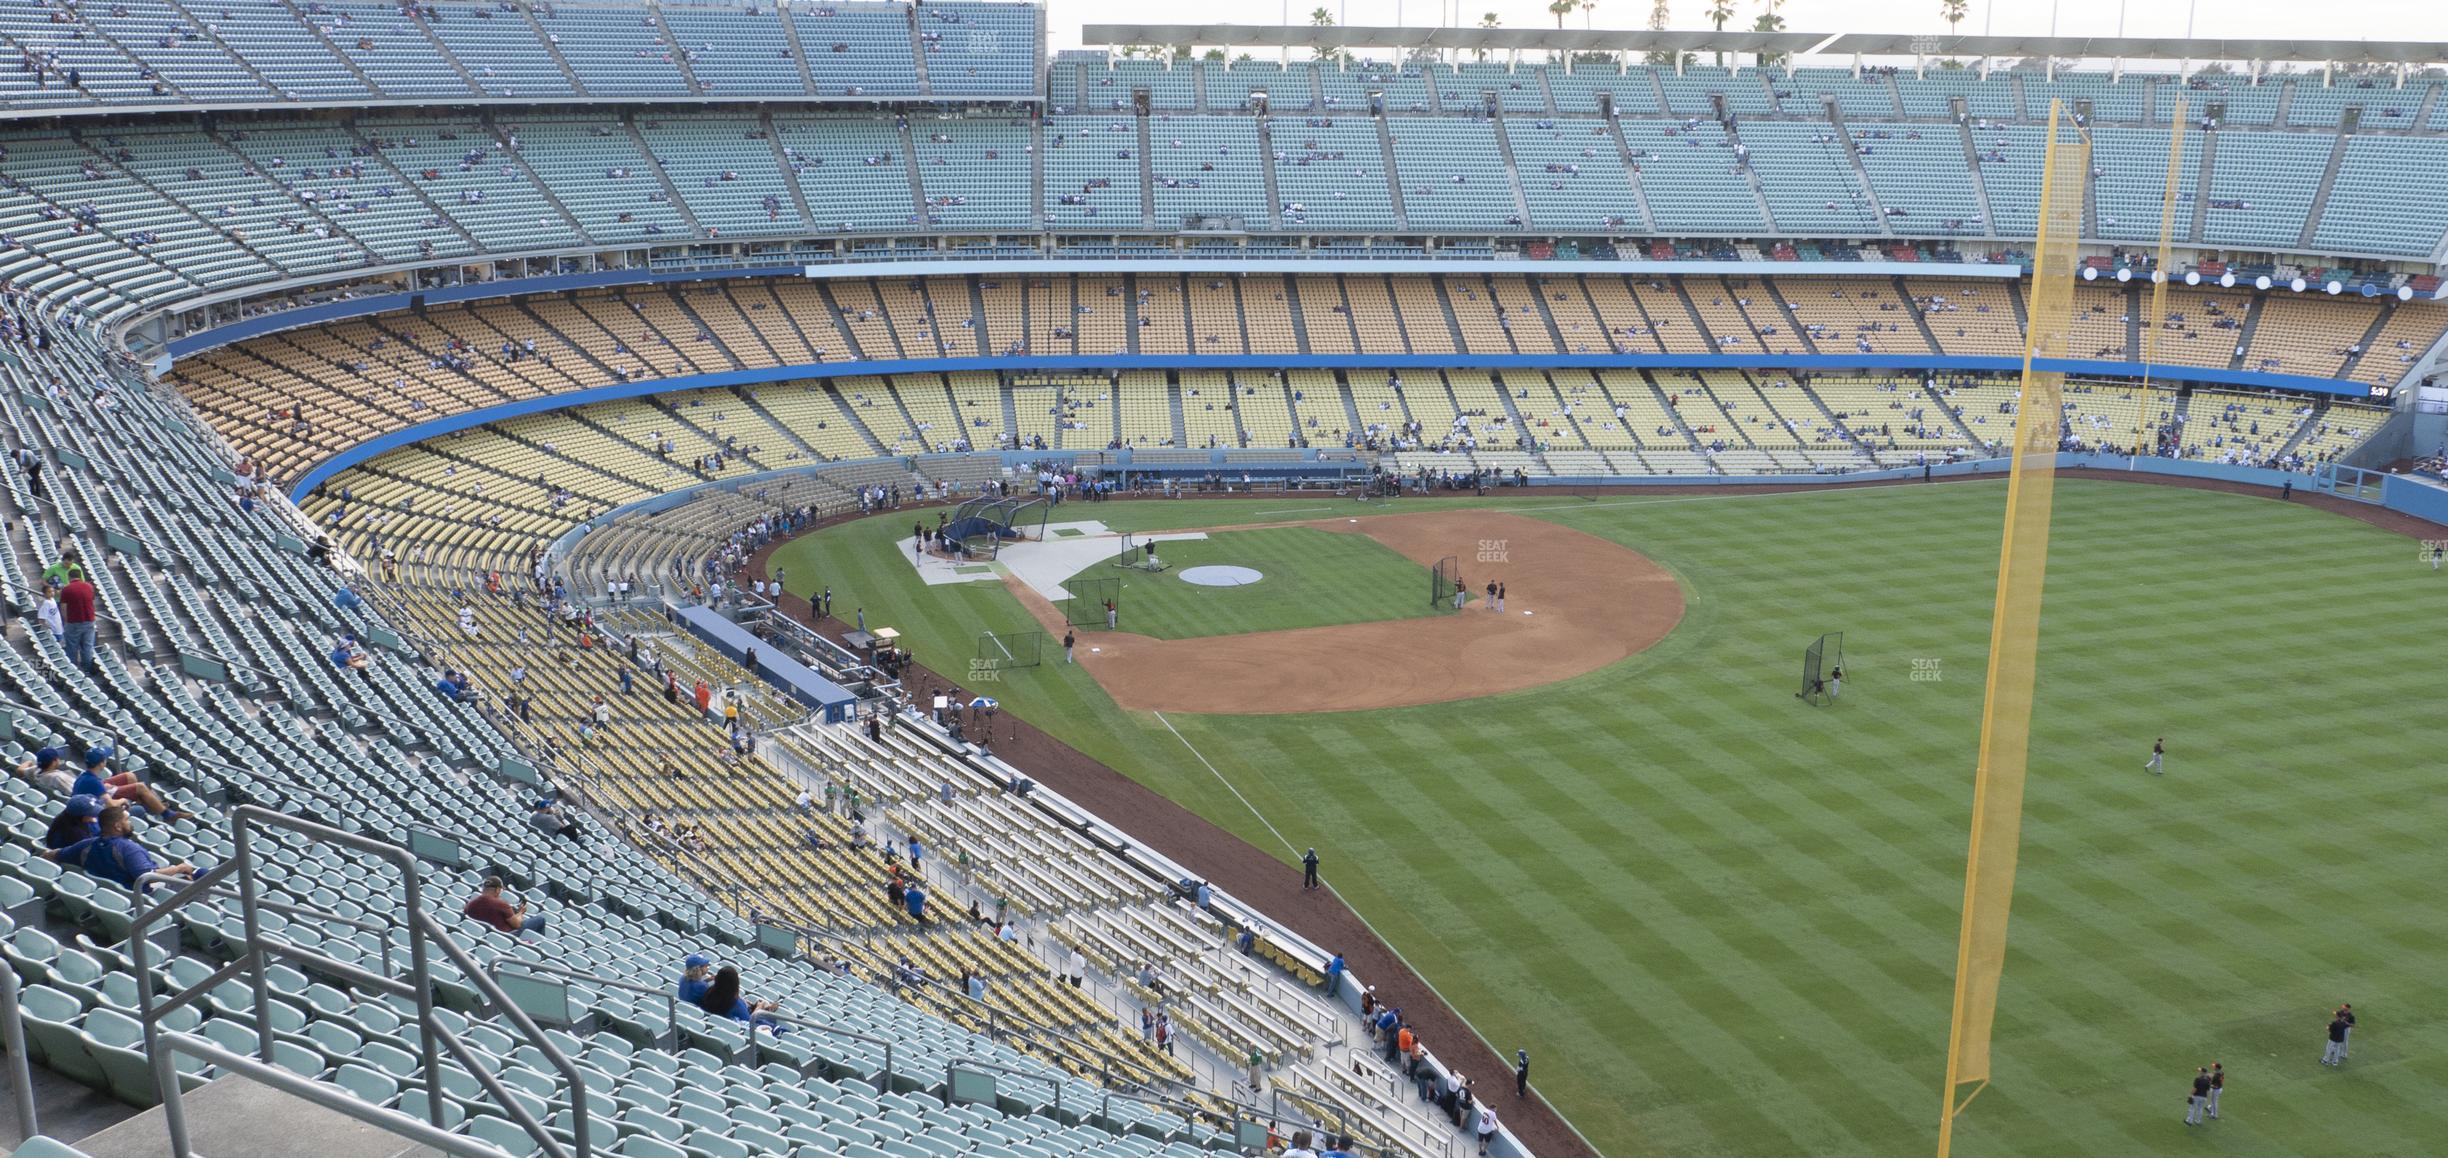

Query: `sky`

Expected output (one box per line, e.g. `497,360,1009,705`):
1041,0,2448,56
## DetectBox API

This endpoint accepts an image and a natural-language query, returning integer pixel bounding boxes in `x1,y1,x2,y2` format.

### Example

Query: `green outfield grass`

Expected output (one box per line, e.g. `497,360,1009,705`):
1102,526,1445,639
770,482,2448,1158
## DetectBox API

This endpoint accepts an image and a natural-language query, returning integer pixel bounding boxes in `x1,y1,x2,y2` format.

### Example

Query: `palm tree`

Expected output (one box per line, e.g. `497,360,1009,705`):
1941,0,1967,34
1583,0,1603,31
1310,6,1333,25
1707,0,1733,64
1752,1,1785,67
1549,0,1574,30
1476,11,1499,61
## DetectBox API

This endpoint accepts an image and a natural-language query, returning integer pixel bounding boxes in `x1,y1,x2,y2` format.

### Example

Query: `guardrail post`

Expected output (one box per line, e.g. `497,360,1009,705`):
234,816,275,1067
401,842,444,1132
3,968,38,1144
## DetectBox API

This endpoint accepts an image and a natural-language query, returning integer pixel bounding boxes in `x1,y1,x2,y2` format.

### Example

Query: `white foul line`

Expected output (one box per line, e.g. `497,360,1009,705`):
1153,710,1300,861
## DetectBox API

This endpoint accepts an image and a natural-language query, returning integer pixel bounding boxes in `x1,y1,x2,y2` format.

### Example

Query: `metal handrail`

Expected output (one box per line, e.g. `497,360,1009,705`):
126,805,594,1157
2,966,37,1146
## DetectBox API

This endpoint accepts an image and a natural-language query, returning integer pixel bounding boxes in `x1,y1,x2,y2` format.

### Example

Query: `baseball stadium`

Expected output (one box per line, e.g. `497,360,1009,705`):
0,2,2443,1156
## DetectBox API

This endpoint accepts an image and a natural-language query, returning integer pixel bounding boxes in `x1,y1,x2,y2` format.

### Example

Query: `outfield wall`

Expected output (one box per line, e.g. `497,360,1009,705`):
540,451,2448,585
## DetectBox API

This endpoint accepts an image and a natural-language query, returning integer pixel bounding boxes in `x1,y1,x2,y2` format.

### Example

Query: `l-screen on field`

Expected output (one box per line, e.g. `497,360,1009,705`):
770,481,2448,1158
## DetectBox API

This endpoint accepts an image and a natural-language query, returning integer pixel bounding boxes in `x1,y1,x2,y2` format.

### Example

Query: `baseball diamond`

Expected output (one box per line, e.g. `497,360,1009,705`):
10,7,2448,1158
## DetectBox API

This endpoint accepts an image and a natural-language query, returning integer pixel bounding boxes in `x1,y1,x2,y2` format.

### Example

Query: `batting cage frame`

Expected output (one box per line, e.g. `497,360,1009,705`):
1112,533,1169,572
1798,632,1844,705
1062,576,1122,630
974,630,1044,672
1431,555,1460,610
946,494,1050,560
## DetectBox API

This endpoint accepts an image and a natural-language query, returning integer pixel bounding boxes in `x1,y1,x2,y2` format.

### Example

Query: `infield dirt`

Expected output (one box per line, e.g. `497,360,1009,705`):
1007,508,1685,714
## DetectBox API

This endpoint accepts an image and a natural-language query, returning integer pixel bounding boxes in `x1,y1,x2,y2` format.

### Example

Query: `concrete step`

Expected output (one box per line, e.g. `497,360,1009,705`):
71,1074,444,1158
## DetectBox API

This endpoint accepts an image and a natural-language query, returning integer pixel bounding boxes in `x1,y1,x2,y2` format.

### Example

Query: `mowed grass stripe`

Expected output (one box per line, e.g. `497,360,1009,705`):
773,481,2448,1157
1112,526,1444,639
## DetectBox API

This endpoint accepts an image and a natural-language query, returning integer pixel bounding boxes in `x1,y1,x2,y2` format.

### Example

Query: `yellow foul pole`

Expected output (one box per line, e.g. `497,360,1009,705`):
1935,101,2089,1158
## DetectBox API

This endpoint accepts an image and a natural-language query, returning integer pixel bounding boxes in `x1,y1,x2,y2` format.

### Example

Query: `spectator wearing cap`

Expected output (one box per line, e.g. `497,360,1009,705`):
42,803,201,894
42,794,105,850
58,563,97,673
678,953,716,1004
528,798,582,841
329,634,371,678
73,746,181,822
462,875,544,939
14,746,77,795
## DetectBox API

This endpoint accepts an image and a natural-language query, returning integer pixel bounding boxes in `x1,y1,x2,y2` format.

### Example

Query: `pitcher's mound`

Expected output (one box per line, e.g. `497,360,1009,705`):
1178,565,1264,588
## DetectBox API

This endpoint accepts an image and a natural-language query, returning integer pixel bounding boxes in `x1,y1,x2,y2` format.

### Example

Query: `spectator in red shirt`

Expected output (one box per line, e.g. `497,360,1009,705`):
462,875,545,939
58,565,97,674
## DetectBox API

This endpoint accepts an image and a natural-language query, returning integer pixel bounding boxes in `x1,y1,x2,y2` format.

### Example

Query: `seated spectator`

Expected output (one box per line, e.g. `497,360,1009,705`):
329,633,371,677
42,794,105,850
903,880,928,925
14,746,77,795
693,965,788,1035
677,953,716,1003
963,968,987,1001
41,803,203,894
73,746,182,822
528,798,582,841
462,875,544,939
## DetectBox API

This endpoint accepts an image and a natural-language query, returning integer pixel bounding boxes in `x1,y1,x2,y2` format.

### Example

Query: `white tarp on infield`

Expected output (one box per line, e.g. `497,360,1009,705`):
900,520,1209,600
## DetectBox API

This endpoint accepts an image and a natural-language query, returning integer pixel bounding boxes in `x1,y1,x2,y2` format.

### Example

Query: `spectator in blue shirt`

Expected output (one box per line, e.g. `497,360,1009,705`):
677,953,715,1004
72,746,180,821
904,881,928,925
43,803,201,893
1325,952,1347,997
330,633,371,679
693,965,788,1035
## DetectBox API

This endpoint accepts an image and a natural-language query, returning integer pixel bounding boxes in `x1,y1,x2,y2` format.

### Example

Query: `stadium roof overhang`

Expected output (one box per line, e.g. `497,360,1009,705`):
1080,24,2448,65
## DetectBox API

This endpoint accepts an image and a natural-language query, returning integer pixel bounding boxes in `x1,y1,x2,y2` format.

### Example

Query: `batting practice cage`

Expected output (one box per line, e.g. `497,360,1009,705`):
1432,555,1460,609
975,630,1044,672
1112,533,1168,572
945,494,1049,560
1798,631,1844,705
1062,576,1122,630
